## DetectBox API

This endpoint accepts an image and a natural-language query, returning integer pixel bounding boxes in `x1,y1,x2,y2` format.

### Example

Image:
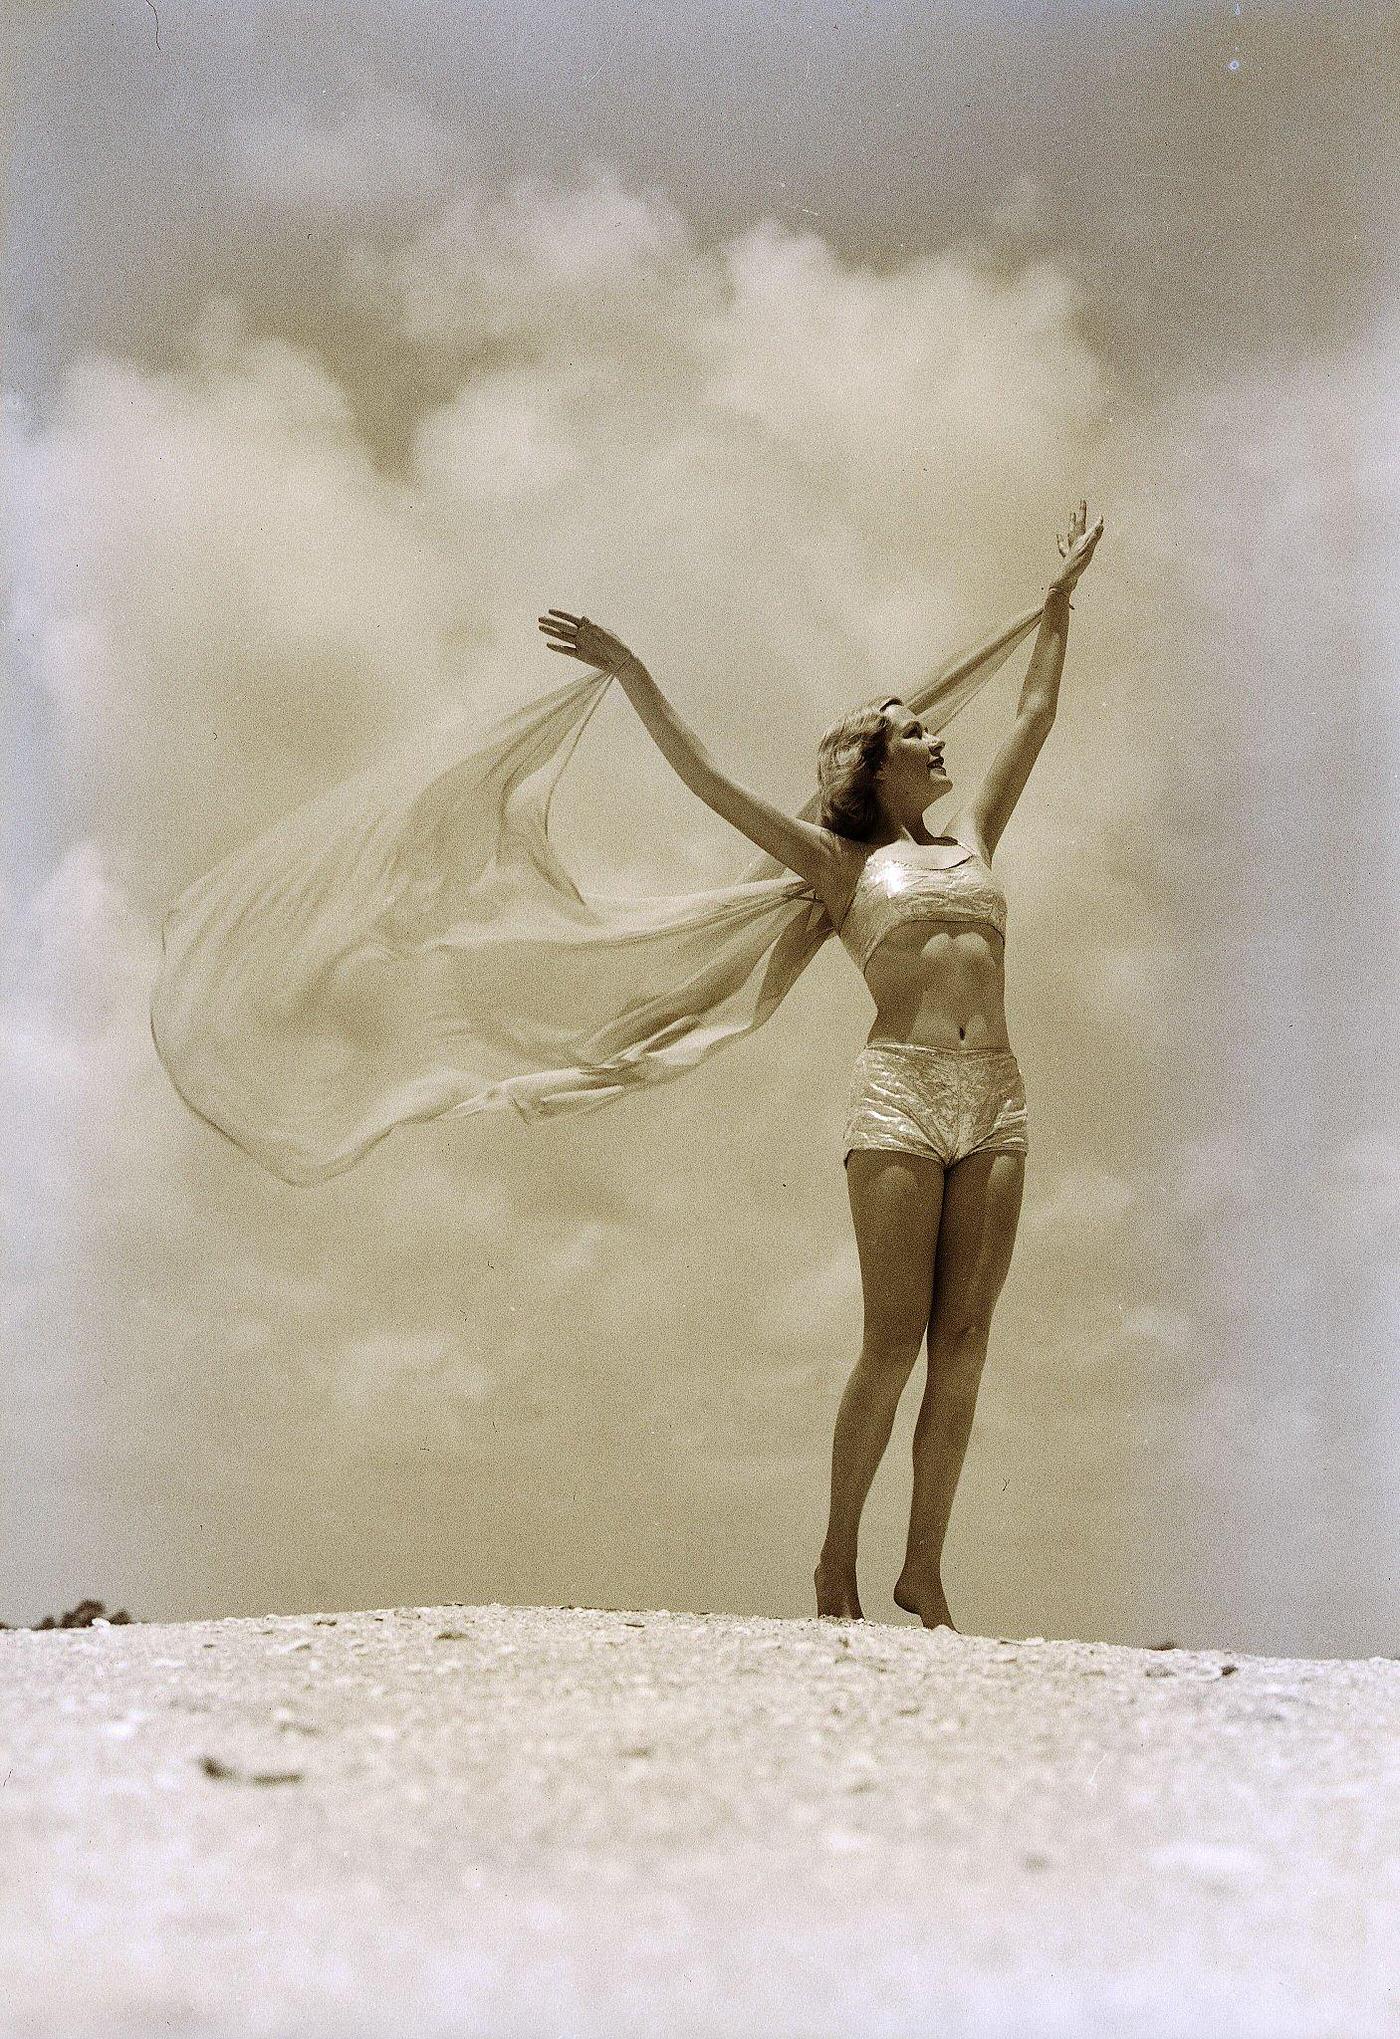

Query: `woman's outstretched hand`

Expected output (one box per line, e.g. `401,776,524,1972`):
537,609,641,674
1050,501,1105,596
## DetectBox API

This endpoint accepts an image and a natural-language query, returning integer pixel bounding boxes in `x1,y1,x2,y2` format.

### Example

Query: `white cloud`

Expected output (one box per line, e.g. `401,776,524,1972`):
760,1245,863,1350
1024,1165,1138,1246
226,89,457,216
334,1331,493,1423
1042,1298,1213,1407
10,324,460,902
1319,1133,1400,1236
353,165,696,357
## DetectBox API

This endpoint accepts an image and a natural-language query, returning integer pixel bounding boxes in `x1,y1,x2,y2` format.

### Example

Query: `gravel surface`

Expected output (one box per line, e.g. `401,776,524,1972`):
2,1603,1397,2037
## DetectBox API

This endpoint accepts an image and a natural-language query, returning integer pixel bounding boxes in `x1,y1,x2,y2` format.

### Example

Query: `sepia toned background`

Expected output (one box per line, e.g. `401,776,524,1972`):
3,0,1395,1653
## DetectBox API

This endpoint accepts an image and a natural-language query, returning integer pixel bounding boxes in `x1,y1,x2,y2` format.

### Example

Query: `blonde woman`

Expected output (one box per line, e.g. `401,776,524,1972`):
540,502,1103,1629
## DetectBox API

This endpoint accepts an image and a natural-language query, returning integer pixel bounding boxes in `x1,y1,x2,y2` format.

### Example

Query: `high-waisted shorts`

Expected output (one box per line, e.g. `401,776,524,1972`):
842,1040,1029,1170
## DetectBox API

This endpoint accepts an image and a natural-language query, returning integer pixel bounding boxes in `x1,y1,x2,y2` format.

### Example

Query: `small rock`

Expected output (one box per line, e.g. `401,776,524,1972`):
199,1755,304,1786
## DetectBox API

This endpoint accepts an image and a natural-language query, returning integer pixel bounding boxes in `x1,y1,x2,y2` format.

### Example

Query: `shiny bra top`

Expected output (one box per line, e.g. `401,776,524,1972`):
834,842,1007,976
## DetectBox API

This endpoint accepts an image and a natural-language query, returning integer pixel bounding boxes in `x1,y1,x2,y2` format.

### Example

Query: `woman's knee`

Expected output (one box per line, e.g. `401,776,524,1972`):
927,1301,993,1350
926,1320,990,1392
859,1320,926,1374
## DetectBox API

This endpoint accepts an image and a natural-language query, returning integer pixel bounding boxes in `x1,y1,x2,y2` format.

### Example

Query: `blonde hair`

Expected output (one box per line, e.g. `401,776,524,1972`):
815,695,903,840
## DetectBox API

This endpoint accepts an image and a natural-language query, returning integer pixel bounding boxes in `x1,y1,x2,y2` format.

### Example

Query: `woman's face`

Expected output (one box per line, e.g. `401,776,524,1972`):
881,702,951,805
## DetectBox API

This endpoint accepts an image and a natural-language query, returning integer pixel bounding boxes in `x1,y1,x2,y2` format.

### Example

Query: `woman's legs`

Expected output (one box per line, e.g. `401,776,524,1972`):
894,1148,1026,1631
815,1149,945,1619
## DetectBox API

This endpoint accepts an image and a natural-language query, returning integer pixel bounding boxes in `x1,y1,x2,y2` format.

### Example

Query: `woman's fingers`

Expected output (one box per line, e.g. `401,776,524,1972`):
1057,511,1105,589
1064,507,1102,557
539,609,609,663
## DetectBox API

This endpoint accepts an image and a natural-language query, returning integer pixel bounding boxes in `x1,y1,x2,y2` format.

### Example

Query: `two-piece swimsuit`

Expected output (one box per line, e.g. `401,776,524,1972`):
832,841,1029,1170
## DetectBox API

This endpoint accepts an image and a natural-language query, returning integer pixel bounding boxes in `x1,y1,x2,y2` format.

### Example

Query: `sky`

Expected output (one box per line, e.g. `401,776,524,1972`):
3,0,1397,1652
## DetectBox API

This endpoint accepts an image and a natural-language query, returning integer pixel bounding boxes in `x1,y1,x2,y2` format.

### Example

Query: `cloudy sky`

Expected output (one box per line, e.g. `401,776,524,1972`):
3,0,1396,1652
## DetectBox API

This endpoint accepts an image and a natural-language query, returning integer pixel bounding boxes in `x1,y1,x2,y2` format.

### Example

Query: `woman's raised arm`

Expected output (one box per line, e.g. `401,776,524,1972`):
1014,501,1104,720
955,503,1105,859
537,610,843,893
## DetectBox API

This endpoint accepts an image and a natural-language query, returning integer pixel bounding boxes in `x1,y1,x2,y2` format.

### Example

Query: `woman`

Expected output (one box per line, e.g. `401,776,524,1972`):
540,502,1104,1628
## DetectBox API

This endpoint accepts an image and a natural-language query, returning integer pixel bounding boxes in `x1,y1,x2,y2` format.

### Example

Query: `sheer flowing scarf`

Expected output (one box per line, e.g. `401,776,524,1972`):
150,603,1043,1184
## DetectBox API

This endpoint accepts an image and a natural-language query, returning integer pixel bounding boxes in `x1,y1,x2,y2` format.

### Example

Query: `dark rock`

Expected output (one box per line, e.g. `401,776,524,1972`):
15,1599,136,1631
200,1754,304,1786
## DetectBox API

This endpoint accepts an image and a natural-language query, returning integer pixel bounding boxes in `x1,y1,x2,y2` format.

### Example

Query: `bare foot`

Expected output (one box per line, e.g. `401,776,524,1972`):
893,1569,958,1632
814,1559,864,1621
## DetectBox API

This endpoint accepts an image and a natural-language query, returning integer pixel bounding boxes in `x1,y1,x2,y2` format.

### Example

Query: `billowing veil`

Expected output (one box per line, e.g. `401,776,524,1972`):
150,603,1044,1185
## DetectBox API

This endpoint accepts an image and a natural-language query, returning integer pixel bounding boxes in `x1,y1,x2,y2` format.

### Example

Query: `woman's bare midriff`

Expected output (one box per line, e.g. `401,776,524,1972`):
861,921,1011,1053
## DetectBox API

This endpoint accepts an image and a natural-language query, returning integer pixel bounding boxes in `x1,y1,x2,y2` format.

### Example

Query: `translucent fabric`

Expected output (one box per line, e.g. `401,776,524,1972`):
150,603,1043,1185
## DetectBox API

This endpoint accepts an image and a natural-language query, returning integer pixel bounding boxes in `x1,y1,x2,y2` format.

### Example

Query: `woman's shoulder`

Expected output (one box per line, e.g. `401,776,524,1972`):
941,810,993,864
814,829,873,929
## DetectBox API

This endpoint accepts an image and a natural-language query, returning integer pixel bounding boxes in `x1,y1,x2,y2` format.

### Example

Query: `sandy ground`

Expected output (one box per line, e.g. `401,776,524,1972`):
2,1604,1397,2039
